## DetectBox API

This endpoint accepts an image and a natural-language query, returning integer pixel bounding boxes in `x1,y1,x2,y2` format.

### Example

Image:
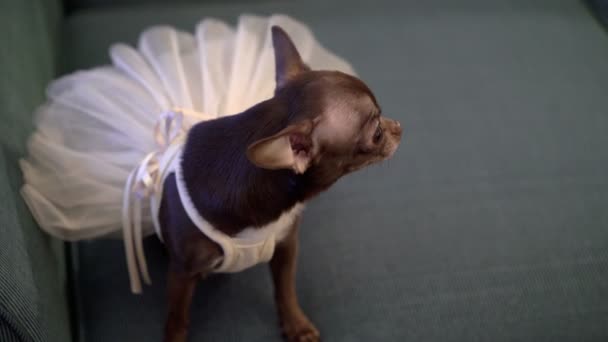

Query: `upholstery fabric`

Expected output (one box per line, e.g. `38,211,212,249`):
0,0,72,341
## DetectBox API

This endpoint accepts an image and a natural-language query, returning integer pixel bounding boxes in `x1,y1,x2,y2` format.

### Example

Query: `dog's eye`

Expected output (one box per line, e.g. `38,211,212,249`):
372,122,383,144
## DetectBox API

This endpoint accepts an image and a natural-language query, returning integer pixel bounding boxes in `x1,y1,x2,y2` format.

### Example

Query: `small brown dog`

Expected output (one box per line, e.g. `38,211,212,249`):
159,26,402,342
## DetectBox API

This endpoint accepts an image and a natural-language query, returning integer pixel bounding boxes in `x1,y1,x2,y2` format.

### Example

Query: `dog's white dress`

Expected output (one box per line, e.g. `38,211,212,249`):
19,14,354,293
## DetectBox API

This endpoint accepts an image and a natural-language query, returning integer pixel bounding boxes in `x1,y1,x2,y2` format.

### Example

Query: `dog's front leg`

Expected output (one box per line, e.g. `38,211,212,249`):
164,264,199,342
270,221,320,342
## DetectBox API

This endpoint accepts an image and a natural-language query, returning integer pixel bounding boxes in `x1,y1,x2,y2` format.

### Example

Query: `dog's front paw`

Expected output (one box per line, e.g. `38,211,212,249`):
281,313,320,342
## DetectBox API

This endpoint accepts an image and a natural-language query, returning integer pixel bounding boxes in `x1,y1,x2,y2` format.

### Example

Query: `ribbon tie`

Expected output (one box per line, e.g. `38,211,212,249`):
122,107,210,294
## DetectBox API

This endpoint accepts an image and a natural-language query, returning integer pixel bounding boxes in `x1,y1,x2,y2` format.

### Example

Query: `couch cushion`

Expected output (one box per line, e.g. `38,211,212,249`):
0,0,72,341
64,0,271,12
65,1,608,341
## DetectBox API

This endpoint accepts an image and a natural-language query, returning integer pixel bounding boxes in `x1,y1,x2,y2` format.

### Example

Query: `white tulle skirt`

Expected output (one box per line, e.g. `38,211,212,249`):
19,14,355,242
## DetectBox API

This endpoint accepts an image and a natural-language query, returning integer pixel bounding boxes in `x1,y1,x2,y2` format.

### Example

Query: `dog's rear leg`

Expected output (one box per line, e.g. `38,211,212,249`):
164,264,199,342
163,236,221,342
270,220,320,342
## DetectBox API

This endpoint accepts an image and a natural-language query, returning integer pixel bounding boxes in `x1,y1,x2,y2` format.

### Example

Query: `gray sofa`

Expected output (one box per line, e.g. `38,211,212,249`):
2,0,608,341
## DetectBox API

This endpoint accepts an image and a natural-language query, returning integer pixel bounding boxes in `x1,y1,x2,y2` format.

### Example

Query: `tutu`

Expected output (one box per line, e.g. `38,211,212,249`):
20,14,355,243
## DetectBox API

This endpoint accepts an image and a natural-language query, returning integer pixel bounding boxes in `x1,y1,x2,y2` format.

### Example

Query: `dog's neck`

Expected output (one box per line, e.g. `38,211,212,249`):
180,99,312,236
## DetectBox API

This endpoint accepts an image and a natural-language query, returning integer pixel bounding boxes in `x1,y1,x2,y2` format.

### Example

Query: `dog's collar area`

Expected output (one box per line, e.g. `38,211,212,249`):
174,154,282,274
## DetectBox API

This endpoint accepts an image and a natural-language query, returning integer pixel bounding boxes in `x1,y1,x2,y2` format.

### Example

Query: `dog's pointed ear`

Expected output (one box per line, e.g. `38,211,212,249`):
271,25,309,90
247,119,317,174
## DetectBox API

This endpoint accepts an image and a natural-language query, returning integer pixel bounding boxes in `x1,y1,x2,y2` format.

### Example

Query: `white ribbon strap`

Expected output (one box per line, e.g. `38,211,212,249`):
122,107,211,294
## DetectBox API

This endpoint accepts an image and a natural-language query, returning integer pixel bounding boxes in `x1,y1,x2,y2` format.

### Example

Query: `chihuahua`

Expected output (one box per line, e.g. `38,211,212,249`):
159,26,402,342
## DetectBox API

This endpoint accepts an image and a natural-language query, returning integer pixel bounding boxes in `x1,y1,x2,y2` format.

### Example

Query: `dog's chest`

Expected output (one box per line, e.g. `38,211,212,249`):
233,203,305,243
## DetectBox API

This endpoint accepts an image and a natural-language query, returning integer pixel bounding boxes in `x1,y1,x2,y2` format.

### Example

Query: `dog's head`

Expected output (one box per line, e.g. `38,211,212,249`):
247,26,402,191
